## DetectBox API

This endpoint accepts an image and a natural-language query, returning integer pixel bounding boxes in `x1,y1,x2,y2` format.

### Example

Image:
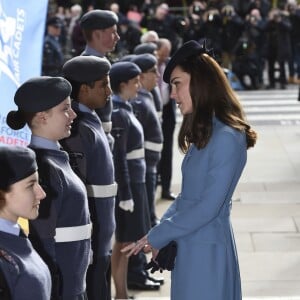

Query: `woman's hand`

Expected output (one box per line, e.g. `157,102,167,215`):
121,235,158,258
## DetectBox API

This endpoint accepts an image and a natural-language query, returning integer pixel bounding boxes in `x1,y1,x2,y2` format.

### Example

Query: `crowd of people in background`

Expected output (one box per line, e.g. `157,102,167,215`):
44,0,300,91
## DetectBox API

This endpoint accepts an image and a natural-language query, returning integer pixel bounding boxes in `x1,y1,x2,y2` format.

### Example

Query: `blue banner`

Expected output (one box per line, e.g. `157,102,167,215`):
0,0,48,146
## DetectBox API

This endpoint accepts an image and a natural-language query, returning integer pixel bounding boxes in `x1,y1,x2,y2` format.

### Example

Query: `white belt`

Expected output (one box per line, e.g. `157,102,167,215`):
55,223,92,243
102,121,112,133
144,141,163,152
86,182,118,198
126,148,145,160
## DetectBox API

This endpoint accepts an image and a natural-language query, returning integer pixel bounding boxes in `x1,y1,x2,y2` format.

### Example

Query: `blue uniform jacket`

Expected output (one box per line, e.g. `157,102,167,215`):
28,138,91,299
148,117,245,300
0,230,51,300
131,88,163,172
61,101,116,256
111,95,146,202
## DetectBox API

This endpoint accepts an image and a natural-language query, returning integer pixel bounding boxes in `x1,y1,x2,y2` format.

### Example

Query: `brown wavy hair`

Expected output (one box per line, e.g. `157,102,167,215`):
177,53,257,153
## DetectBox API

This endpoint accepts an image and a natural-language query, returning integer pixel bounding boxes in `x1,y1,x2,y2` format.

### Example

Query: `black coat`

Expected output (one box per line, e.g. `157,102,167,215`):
264,15,292,62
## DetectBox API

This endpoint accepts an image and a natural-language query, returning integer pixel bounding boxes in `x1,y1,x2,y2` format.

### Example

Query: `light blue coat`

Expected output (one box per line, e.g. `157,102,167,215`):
148,117,245,300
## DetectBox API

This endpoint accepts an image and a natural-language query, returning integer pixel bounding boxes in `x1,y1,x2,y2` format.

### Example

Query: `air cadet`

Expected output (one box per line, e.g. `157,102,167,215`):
119,52,163,290
131,53,163,227
42,17,65,76
109,61,152,299
126,54,165,291
80,9,120,150
61,56,116,300
6,77,92,300
0,146,50,300
133,42,163,119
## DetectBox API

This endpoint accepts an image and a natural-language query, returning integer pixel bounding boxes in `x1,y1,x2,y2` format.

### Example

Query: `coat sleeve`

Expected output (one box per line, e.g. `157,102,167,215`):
148,131,245,249
160,195,179,222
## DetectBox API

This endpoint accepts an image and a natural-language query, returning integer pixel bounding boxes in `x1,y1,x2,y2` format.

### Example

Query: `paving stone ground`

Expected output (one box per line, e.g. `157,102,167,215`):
122,124,300,299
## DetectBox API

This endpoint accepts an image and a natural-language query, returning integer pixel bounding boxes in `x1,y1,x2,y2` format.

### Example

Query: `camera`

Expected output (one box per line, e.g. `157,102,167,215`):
193,5,204,15
273,12,282,21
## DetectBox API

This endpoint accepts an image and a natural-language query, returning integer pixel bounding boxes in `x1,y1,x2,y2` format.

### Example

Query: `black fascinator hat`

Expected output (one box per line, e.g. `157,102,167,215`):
163,39,213,83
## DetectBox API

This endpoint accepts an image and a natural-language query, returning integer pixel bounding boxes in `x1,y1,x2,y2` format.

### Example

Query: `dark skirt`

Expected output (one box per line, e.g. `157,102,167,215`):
115,182,151,242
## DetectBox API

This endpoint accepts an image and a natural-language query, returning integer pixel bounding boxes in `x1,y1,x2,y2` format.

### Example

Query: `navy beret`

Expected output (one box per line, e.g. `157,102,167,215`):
131,53,157,72
47,16,62,28
163,40,211,83
63,56,111,82
0,146,37,190
109,61,141,89
118,54,137,62
80,9,118,30
7,76,71,130
133,42,157,55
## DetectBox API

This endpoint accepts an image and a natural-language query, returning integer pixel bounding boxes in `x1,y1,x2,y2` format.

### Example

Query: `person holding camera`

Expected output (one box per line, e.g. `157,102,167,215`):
232,8,266,90
264,7,292,89
221,5,245,69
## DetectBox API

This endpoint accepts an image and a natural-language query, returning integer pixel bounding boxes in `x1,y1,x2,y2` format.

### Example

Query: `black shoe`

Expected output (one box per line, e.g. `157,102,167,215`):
147,274,165,285
161,191,176,200
128,278,160,290
280,83,286,89
266,84,275,89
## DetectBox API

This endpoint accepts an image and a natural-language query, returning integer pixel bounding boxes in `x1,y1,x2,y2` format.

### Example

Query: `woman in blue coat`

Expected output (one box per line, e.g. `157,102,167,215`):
123,40,257,300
